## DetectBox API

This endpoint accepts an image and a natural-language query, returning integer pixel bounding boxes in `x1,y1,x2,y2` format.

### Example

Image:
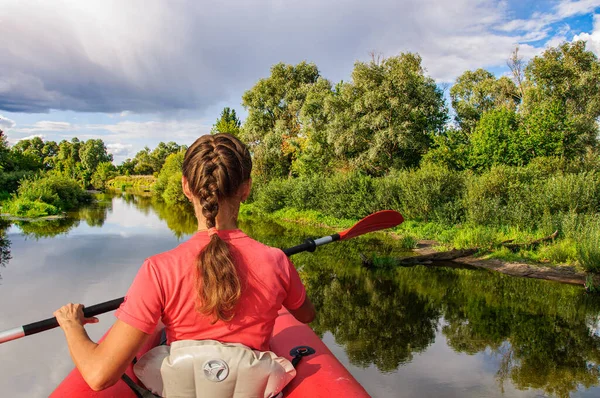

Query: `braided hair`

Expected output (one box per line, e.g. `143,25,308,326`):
182,133,252,322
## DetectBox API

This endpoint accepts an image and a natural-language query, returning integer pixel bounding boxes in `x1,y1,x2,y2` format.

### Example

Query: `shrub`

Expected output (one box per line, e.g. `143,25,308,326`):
577,222,600,273
3,175,91,217
391,163,465,224
3,198,59,218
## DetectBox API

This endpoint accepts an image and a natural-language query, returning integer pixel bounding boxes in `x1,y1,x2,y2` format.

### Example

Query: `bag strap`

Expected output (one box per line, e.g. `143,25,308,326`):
120,373,161,398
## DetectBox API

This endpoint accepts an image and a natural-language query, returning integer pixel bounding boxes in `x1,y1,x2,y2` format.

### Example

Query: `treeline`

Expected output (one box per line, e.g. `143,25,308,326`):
0,131,186,217
236,42,599,180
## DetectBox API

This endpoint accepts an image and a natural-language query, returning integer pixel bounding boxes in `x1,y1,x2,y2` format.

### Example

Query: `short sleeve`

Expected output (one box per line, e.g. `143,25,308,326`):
282,258,307,310
115,258,163,334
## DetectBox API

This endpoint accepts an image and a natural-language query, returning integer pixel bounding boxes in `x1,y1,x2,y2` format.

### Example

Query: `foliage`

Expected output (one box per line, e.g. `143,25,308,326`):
3,175,91,217
91,161,117,190
106,175,156,191
153,152,187,205
324,53,447,174
450,68,519,133
524,41,600,154
577,221,600,273
241,61,323,181
211,107,241,136
119,142,184,176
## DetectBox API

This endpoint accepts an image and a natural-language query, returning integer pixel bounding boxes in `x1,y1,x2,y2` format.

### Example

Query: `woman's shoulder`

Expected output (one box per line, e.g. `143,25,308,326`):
236,235,287,262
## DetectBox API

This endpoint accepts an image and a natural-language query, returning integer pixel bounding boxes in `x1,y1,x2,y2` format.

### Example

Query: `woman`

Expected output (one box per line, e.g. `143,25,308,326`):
54,133,316,392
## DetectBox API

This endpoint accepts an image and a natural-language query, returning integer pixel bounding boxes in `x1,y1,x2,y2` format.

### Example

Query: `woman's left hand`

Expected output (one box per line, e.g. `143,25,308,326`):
54,303,100,331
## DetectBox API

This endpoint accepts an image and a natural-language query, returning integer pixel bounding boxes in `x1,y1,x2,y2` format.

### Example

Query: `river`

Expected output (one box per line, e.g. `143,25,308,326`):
1,192,600,397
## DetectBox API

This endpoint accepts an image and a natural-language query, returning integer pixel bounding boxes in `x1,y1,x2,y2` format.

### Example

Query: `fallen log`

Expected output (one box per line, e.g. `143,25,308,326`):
361,248,478,268
500,230,558,252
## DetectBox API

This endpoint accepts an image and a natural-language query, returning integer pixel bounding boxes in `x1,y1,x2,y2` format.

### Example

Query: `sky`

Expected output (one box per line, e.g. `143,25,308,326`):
1,0,600,164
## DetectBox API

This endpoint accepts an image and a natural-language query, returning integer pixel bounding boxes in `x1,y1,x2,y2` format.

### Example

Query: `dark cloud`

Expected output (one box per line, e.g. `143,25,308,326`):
0,0,589,114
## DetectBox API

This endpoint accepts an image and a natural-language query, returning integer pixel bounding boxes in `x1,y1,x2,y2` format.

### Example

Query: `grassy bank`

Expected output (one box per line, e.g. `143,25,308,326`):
240,161,600,273
106,175,157,192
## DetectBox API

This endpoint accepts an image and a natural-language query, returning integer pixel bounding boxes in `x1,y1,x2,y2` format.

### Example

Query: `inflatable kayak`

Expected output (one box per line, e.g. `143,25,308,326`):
51,310,370,397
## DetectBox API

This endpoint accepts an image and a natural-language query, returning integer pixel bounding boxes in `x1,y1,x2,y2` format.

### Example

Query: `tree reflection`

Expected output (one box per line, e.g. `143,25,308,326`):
0,218,11,274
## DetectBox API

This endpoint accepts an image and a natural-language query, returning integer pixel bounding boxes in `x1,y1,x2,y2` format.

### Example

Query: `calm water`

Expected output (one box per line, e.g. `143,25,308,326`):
1,193,600,397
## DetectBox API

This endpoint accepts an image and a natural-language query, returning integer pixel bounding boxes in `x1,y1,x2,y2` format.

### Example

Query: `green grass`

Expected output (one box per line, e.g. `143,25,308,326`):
106,175,156,191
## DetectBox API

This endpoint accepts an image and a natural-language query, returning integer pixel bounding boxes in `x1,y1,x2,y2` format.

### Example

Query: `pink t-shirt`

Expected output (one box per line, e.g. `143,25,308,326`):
115,229,307,351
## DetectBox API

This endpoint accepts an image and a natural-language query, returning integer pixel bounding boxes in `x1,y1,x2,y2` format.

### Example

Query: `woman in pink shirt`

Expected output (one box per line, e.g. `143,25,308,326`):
53,133,316,391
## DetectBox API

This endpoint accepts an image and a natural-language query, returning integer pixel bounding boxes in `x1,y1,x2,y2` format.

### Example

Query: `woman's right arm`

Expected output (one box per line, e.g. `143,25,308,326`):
289,296,316,324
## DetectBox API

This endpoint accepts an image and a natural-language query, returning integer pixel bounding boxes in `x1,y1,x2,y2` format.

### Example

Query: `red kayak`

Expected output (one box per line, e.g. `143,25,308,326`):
51,310,370,397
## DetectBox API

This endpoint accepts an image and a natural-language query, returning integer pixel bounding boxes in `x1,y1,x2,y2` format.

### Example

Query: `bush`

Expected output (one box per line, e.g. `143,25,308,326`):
577,221,600,273
3,198,59,218
3,175,91,217
154,152,184,197
0,170,35,193
162,171,187,205
389,163,465,224
254,179,295,213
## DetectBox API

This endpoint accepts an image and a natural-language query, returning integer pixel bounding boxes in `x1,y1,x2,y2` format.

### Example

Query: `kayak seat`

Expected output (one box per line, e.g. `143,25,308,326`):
130,339,296,398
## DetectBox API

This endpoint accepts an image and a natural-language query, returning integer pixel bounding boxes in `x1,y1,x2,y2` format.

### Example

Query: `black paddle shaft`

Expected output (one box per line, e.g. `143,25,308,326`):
22,298,125,336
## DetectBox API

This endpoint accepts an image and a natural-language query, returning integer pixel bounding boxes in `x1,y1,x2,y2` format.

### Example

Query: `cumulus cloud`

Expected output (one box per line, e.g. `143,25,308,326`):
0,115,16,129
3,0,596,115
10,121,73,134
573,14,600,55
106,142,133,157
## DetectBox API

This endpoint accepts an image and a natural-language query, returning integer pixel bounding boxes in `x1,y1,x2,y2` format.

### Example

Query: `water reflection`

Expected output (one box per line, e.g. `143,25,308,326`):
1,193,600,397
0,218,11,273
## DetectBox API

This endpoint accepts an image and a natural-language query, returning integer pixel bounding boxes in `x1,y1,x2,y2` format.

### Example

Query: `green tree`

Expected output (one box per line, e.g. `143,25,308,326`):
450,68,520,133
211,107,241,136
148,142,183,173
325,53,447,174
241,61,322,180
468,108,522,169
524,41,600,155
79,139,112,174
132,147,155,175
91,161,117,190
0,130,9,172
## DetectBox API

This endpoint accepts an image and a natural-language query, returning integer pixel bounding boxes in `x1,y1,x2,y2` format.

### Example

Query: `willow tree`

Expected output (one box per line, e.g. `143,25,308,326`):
450,68,520,134
524,41,600,157
325,53,447,175
241,62,323,181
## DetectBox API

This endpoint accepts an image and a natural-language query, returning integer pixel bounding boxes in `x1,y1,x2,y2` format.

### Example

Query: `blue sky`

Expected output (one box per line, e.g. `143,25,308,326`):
1,0,599,164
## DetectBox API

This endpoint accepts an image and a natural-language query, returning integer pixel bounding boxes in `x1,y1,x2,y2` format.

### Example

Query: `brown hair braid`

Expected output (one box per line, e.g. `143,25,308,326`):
182,133,252,322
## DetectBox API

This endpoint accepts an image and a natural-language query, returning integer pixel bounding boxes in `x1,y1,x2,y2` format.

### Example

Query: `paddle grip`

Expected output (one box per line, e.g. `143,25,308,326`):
22,297,125,337
283,238,317,256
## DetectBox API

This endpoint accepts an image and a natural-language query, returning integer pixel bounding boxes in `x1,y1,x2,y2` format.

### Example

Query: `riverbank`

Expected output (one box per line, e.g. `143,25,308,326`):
412,240,588,286
241,204,592,287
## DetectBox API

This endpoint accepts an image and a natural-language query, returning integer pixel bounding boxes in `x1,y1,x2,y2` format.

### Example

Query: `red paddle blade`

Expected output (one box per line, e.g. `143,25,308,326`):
338,210,404,241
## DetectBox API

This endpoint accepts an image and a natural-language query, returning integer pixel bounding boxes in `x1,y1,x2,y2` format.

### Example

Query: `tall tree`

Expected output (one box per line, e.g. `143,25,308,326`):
241,62,322,180
211,107,241,136
325,53,448,174
0,130,9,171
450,68,520,133
79,139,113,174
524,41,600,155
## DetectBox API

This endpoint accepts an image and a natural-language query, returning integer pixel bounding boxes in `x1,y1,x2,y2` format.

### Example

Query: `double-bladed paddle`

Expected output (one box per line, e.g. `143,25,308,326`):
0,210,403,344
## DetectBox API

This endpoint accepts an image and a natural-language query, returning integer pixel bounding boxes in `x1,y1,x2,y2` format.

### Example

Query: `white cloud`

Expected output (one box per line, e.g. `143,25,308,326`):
11,121,73,134
573,14,600,55
0,114,15,129
106,142,132,156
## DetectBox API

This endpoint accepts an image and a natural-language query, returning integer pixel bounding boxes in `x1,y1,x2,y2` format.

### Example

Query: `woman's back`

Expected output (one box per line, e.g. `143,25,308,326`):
115,229,306,351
